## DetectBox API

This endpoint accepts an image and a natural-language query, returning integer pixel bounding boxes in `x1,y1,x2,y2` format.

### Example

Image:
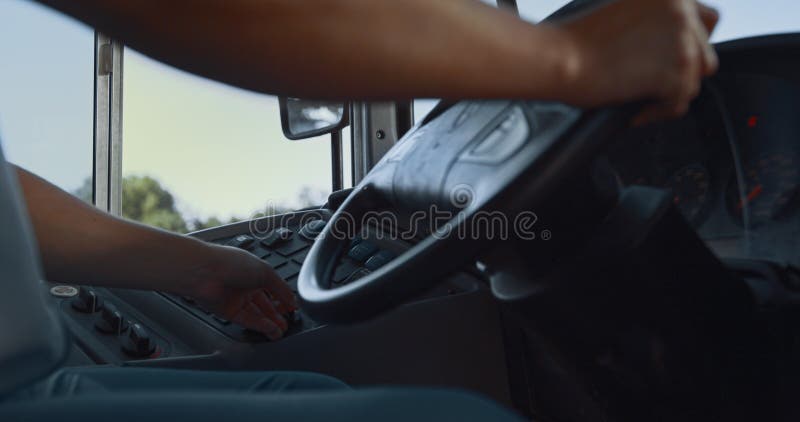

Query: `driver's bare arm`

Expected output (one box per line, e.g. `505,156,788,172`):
38,0,717,121
14,165,295,340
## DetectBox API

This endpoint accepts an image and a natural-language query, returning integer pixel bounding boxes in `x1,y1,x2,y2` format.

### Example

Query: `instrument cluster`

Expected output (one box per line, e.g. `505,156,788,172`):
607,73,800,267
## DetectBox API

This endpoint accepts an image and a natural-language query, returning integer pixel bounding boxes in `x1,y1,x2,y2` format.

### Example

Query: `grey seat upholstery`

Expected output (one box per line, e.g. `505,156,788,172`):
0,141,67,395
2,367,524,421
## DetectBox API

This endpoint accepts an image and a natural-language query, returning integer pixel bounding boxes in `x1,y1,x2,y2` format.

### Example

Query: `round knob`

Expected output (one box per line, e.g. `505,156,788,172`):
299,219,327,240
94,302,128,334
71,288,103,313
121,323,157,358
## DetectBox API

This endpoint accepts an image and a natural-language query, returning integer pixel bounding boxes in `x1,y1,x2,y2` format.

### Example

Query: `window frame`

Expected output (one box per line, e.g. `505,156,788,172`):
92,33,124,216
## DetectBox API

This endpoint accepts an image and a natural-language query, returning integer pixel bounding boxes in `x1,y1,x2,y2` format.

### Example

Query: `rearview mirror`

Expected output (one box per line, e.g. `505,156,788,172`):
279,98,349,140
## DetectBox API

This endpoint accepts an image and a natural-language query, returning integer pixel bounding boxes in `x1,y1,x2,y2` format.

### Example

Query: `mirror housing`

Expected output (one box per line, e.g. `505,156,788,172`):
279,98,349,140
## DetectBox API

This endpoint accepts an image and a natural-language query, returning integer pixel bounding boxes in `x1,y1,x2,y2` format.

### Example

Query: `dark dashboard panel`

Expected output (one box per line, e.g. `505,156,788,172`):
42,209,513,405
47,209,484,363
165,215,403,342
607,71,800,267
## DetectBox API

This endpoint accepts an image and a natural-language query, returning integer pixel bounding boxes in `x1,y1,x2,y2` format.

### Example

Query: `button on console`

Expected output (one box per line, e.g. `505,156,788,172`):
94,302,128,335
71,288,103,313
274,238,309,257
264,254,288,269
299,219,327,240
348,241,378,262
121,323,157,358
333,261,359,284
276,262,301,280
260,227,294,248
365,250,397,271
228,235,255,250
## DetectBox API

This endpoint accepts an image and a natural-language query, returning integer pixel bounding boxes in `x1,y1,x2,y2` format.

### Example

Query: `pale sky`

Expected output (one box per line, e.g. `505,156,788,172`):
2,0,799,222
122,51,336,219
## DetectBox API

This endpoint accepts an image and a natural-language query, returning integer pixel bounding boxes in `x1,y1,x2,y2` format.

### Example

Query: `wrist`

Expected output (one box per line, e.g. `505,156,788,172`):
533,23,588,104
171,243,250,301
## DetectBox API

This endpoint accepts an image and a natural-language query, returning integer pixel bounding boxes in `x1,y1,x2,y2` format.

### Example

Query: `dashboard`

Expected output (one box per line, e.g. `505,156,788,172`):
607,72,800,267
42,208,514,404
45,208,493,359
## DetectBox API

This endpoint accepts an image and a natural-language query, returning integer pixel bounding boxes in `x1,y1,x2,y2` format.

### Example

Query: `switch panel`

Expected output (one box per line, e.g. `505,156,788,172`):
163,219,401,343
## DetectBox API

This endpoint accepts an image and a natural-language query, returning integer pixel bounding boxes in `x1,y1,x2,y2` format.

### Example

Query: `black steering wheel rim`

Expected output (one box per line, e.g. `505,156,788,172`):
299,101,638,324
298,182,484,324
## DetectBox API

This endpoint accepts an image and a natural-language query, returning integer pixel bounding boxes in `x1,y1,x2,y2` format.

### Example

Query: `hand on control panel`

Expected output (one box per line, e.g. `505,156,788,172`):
181,245,298,341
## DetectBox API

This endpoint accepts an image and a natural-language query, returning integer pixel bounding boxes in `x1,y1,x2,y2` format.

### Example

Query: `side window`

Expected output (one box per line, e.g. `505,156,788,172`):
122,49,341,233
517,0,800,42
416,0,800,126
0,1,94,202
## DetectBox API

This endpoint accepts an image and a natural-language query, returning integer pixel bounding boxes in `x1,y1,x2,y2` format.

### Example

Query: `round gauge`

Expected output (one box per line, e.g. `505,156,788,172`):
725,154,800,228
664,164,713,226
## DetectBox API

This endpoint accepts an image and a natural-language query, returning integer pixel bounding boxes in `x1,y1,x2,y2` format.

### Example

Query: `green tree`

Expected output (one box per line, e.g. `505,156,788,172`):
72,176,323,234
72,175,188,233
189,216,224,232
121,175,188,233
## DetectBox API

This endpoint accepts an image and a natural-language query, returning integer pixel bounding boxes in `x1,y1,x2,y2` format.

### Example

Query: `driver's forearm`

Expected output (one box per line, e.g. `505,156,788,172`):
14,165,222,295
36,0,578,100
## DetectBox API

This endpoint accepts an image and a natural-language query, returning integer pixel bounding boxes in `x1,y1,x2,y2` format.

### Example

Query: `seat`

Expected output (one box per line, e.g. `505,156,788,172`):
0,141,67,396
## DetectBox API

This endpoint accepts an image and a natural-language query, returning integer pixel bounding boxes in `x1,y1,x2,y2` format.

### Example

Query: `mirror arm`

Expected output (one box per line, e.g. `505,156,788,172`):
497,0,519,15
331,131,344,192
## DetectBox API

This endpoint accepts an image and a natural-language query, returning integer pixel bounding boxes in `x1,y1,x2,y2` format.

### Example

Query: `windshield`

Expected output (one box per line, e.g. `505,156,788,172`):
517,0,800,42
417,0,800,124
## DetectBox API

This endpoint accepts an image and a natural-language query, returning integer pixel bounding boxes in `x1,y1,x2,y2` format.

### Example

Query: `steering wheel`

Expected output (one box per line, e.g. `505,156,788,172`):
297,100,636,324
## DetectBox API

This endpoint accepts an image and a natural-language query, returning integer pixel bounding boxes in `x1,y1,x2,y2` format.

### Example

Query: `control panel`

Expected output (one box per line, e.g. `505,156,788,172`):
49,285,172,363
46,210,417,365
165,216,400,342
